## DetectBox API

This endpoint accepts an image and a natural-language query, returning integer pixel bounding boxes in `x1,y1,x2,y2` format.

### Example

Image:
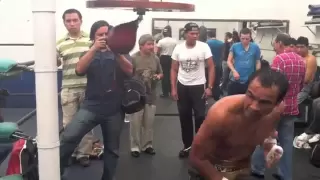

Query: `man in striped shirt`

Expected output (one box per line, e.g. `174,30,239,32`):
56,8,97,167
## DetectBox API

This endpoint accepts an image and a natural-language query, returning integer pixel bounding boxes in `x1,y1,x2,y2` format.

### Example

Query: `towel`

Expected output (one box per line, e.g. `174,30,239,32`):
0,59,17,73
308,4,320,16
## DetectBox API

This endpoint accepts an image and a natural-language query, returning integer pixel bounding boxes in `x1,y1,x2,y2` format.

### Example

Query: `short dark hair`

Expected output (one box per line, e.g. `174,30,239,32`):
275,33,290,46
240,28,251,35
289,38,297,46
225,32,232,38
62,9,82,20
232,31,240,42
207,30,216,38
296,36,309,46
163,25,172,37
248,68,289,103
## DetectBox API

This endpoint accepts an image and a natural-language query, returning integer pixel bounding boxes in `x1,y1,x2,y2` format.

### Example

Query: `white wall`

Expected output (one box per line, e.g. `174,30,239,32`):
154,20,238,42
0,0,319,62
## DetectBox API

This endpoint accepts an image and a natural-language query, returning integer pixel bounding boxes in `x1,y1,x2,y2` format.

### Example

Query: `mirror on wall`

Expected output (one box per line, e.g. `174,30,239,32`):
152,18,290,63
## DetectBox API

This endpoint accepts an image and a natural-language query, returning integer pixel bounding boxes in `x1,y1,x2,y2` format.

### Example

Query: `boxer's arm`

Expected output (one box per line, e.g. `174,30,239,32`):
190,108,225,180
261,102,284,151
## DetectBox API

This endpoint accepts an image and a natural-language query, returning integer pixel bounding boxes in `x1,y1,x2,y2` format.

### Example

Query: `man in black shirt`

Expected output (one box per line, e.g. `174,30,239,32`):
220,32,233,93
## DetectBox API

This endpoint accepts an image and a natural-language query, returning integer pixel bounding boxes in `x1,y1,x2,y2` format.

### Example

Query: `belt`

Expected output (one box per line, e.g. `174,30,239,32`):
215,164,243,172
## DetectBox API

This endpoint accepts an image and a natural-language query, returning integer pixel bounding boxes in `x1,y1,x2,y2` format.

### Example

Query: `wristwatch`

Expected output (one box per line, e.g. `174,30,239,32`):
207,86,213,90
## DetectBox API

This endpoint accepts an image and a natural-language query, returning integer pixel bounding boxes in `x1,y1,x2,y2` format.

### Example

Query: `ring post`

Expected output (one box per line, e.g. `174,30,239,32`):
32,0,60,179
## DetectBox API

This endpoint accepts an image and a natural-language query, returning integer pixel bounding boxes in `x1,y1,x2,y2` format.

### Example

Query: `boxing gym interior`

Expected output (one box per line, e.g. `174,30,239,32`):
0,0,320,180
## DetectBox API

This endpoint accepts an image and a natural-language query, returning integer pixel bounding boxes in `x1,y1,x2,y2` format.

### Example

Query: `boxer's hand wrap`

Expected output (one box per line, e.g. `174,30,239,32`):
266,145,283,163
263,137,277,145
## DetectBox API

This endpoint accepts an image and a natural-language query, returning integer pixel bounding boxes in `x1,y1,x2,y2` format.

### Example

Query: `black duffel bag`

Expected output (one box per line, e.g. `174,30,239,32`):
121,77,146,114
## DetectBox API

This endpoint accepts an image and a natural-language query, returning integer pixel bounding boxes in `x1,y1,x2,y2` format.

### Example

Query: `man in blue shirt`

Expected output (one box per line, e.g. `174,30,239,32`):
207,30,224,100
227,28,261,95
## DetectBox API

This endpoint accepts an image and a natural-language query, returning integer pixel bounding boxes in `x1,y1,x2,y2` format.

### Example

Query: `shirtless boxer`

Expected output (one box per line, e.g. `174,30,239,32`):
189,68,289,180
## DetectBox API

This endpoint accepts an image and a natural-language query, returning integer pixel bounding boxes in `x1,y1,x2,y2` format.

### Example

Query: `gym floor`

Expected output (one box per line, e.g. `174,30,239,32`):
0,99,319,180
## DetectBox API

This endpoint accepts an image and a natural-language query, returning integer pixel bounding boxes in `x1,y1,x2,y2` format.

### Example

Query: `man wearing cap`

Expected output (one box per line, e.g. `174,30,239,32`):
157,26,177,98
171,22,215,158
129,34,163,157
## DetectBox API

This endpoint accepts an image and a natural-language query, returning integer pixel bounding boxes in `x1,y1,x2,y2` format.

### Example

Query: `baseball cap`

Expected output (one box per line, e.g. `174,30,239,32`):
184,22,199,32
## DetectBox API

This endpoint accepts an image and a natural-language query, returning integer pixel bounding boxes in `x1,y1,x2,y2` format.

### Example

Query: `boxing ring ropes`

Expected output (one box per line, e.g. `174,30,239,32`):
6,1,195,180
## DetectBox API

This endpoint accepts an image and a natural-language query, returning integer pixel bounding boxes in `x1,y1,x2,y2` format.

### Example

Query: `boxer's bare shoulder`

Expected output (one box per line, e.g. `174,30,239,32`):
205,95,246,125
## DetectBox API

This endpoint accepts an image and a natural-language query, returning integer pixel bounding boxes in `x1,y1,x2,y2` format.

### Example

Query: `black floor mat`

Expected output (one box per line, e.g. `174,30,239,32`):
0,108,319,180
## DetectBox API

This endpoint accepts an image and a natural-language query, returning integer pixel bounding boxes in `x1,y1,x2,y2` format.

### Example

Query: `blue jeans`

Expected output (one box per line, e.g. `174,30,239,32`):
60,107,124,180
251,115,295,180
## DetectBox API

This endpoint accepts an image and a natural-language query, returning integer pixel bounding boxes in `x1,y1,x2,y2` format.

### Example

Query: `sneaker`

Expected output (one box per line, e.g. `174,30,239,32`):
131,151,140,157
272,173,283,180
250,172,264,179
179,147,190,158
77,157,90,167
309,134,320,143
160,94,169,98
144,147,156,155
124,114,130,123
302,143,311,149
293,133,313,149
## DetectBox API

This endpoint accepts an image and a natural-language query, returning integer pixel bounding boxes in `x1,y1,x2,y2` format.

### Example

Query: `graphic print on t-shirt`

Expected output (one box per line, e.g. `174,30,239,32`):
180,58,200,73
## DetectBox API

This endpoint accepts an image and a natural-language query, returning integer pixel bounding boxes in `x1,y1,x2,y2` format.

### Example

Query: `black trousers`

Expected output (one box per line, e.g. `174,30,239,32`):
177,82,206,148
188,168,205,180
205,66,222,101
227,81,249,95
213,65,222,101
160,55,171,96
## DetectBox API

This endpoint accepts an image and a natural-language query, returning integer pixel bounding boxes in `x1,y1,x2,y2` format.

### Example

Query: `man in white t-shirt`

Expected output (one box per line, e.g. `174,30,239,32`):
157,26,177,97
171,22,215,158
